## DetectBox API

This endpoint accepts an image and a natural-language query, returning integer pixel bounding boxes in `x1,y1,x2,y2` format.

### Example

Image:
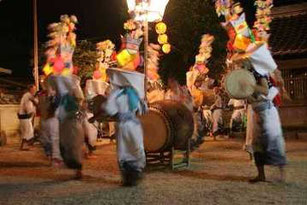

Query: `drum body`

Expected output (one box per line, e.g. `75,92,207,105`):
139,100,194,152
225,69,256,99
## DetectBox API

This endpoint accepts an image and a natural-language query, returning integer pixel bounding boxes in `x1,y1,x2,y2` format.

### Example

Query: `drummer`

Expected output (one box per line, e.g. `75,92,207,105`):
165,77,193,111
191,77,206,146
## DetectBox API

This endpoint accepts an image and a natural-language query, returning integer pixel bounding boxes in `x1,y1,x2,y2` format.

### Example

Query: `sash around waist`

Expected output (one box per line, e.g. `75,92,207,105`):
252,100,273,113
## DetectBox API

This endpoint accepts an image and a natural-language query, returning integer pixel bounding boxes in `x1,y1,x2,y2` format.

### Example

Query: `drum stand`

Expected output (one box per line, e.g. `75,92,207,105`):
146,139,191,170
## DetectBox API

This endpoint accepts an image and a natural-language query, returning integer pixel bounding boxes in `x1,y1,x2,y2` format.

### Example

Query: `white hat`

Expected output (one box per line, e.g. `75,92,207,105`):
107,67,145,99
248,43,277,75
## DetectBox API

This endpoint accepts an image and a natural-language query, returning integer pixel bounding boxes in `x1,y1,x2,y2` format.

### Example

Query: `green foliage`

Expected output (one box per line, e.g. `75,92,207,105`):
73,40,98,86
161,0,228,84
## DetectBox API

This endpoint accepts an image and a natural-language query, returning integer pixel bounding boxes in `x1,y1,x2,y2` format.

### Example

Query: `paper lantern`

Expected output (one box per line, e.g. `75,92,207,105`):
155,22,167,34
162,43,171,54
43,63,53,75
158,34,168,45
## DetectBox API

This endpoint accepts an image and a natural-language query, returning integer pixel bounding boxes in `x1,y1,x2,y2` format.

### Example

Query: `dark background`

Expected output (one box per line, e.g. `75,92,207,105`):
0,0,305,80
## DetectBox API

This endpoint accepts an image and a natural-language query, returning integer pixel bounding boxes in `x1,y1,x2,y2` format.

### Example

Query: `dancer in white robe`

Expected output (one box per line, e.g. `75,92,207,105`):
18,85,38,150
210,87,223,139
48,74,85,179
247,69,286,183
103,68,146,186
228,99,246,132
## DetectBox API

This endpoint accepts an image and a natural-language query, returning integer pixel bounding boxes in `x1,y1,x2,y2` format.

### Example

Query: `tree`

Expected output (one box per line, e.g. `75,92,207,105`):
161,0,228,84
73,40,98,87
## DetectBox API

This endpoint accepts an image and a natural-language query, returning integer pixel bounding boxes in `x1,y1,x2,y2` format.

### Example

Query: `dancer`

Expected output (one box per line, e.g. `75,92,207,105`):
210,86,223,139
165,77,193,111
103,68,147,186
232,43,287,183
228,99,246,133
39,77,63,166
18,85,38,150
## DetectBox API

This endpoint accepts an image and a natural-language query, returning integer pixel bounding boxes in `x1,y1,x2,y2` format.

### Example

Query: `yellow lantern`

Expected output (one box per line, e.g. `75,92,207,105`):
155,22,167,34
162,43,171,54
158,34,168,45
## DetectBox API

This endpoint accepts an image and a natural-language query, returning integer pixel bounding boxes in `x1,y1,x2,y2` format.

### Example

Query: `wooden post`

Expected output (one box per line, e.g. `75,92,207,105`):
33,0,39,90
143,16,149,101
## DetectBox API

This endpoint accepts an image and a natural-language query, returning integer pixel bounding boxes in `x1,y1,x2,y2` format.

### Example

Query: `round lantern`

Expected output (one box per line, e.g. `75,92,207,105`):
158,34,168,45
162,43,171,54
155,22,167,34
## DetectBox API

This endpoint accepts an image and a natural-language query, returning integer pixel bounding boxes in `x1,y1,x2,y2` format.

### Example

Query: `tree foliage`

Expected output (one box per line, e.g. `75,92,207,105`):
161,0,228,84
73,40,98,87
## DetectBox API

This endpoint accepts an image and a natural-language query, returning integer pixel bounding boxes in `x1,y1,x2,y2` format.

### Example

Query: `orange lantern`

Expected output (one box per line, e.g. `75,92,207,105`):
155,22,167,34
158,34,168,45
162,43,171,54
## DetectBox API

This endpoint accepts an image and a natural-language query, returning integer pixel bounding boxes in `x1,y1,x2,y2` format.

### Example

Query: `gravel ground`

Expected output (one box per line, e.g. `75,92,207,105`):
0,138,307,205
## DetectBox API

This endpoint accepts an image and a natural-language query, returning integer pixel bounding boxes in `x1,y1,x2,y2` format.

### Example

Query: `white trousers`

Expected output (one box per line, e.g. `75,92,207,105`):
41,117,62,160
212,109,222,133
20,118,34,141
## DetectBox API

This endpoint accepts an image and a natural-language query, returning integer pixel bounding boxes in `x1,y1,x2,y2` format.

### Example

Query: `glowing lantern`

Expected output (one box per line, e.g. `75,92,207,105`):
155,22,167,34
158,34,168,45
162,43,171,54
126,0,169,22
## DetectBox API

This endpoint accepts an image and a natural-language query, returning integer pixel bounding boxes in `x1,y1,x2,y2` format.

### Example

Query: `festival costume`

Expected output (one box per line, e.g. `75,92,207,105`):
48,75,85,171
249,69,286,167
228,99,245,131
211,94,223,135
104,68,146,186
38,90,62,161
18,92,37,141
165,85,193,112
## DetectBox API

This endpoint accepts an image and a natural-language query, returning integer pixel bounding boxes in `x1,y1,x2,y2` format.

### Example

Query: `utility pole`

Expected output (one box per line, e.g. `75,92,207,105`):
33,0,39,90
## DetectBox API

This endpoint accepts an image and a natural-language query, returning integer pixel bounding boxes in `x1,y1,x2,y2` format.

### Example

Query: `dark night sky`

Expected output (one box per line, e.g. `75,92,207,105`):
0,0,305,80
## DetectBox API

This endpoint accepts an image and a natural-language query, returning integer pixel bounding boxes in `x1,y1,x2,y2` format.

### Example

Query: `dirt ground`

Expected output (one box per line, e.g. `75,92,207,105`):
0,138,307,205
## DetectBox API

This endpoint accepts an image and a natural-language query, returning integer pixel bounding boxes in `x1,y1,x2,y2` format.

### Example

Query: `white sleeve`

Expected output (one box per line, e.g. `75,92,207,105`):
104,89,121,116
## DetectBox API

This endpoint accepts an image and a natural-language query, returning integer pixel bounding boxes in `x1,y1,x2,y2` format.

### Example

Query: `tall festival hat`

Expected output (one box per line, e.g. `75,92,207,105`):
107,68,145,100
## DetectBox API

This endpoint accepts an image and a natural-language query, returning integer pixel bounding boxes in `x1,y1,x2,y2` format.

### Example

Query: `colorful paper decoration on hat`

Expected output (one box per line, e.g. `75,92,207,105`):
253,0,273,43
95,40,116,82
194,34,214,71
43,14,78,76
147,43,161,81
117,19,144,71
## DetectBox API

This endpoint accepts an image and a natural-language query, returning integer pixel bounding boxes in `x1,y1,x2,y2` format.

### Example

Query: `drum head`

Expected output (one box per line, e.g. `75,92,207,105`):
225,69,256,99
139,108,170,153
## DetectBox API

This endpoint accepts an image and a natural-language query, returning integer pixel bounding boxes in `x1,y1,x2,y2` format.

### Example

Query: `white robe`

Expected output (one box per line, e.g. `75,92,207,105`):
83,111,98,147
211,95,223,134
228,99,246,129
104,89,146,172
19,92,37,140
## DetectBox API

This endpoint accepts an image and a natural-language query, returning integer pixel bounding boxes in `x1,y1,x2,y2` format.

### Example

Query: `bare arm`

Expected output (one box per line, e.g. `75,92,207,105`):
253,78,269,96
